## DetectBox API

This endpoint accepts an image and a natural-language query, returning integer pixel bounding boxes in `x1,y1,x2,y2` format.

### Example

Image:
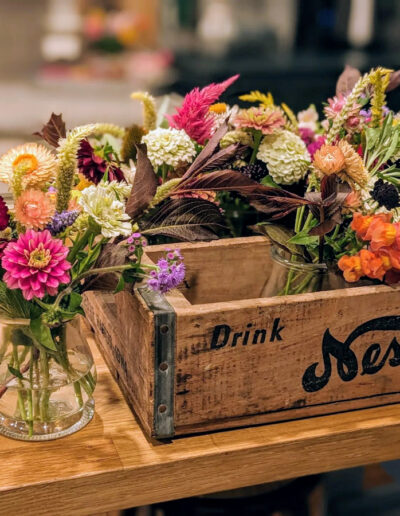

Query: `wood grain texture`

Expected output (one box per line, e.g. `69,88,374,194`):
91,237,400,437
1,322,400,515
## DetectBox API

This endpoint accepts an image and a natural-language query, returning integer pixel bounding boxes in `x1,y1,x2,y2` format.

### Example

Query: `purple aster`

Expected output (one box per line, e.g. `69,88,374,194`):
47,210,79,235
147,249,185,294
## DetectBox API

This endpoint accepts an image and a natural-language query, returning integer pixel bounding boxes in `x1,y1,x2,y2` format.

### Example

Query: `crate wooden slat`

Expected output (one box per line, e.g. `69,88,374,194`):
84,237,400,439
2,320,400,515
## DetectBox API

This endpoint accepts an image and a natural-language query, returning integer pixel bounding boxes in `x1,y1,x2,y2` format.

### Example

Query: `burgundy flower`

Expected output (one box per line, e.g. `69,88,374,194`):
77,140,124,184
0,196,9,231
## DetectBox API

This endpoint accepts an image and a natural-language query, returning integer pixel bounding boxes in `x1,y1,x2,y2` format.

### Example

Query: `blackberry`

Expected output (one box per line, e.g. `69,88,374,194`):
370,178,400,210
240,162,268,182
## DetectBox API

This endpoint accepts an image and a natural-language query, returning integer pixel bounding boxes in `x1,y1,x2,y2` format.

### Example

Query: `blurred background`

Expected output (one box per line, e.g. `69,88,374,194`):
3,1,400,514
2,0,400,153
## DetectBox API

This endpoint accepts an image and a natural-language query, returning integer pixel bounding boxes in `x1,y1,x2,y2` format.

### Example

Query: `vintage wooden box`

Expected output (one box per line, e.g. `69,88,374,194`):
83,236,400,439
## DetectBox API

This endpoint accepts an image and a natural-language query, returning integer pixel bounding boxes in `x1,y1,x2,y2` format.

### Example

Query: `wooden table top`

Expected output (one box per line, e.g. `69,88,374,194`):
2,323,400,516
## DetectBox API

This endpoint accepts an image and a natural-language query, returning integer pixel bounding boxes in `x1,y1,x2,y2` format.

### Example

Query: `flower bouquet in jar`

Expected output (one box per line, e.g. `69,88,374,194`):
0,109,195,440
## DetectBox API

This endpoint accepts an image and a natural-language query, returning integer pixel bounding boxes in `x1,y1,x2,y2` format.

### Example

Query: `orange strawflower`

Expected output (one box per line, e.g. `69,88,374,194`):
14,189,55,230
359,249,388,280
338,254,363,282
313,144,345,175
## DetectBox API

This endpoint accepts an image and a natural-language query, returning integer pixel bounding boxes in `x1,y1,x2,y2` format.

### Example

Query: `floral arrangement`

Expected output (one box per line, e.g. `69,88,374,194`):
155,66,400,292
3,66,400,439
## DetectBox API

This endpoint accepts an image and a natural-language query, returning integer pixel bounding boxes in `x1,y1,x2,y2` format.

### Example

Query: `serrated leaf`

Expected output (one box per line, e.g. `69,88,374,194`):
30,319,57,351
33,113,67,147
125,143,157,218
180,122,229,182
141,198,225,241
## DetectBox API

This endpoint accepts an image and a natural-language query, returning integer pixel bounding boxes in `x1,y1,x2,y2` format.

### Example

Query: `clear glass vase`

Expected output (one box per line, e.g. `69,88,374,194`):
262,245,347,297
0,318,96,441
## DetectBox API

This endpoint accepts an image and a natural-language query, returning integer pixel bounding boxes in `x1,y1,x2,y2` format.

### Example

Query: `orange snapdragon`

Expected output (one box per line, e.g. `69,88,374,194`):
351,212,392,240
338,254,363,282
341,212,400,284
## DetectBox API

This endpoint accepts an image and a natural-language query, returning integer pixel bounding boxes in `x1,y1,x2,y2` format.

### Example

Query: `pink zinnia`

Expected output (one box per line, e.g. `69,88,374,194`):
2,230,71,300
233,107,285,135
166,75,239,144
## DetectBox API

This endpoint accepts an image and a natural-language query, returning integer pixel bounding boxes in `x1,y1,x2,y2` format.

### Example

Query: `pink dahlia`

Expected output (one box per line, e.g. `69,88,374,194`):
2,230,71,300
166,75,239,144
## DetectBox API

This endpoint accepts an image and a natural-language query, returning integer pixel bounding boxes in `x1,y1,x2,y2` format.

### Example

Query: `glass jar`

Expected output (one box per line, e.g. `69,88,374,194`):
0,317,96,441
261,245,347,297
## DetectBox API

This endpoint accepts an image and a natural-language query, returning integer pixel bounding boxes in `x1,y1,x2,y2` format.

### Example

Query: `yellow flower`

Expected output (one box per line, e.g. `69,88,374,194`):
75,173,92,191
209,103,228,114
0,143,57,196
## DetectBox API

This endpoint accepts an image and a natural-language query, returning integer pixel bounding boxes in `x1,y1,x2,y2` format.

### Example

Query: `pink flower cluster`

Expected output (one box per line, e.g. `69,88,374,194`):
2,230,71,300
167,75,239,144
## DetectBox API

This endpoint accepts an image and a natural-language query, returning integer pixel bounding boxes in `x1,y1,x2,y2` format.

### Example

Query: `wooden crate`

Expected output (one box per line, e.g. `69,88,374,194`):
83,236,400,439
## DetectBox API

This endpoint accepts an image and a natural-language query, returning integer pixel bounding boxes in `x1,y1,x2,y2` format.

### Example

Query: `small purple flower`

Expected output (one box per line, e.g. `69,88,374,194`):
47,210,79,235
147,249,185,294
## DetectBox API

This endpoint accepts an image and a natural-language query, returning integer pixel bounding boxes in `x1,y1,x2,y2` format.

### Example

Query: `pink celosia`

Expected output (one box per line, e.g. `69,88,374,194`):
2,230,71,300
166,75,239,144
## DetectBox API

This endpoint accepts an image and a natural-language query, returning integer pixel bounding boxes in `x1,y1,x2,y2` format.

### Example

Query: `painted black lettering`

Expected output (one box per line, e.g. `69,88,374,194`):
253,329,266,344
270,318,284,342
210,324,231,350
231,332,243,347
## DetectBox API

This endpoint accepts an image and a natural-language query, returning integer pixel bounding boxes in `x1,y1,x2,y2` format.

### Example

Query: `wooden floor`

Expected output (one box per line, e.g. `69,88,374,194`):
2,323,400,516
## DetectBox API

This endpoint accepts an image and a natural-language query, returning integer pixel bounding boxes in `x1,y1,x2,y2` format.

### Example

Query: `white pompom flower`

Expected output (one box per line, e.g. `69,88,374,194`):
257,130,311,185
142,128,196,169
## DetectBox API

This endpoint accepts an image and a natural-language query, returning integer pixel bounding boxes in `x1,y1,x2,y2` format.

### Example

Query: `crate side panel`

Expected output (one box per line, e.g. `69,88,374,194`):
174,288,400,429
85,291,155,435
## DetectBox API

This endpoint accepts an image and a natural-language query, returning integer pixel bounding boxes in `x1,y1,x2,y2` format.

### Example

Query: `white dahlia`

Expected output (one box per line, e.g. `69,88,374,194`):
78,182,132,238
142,128,196,169
257,130,310,185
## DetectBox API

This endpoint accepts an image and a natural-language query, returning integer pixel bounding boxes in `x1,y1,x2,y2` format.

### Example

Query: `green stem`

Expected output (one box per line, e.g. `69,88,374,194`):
12,346,27,422
27,351,34,436
250,130,262,164
73,382,83,408
39,349,50,422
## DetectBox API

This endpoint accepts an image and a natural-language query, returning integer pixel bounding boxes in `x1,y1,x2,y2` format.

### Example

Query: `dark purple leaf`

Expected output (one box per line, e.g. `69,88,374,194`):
387,70,400,92
336,65,361,96
34,113,67,147
180,122,229,182
140,198,225,241
125,144,157,219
